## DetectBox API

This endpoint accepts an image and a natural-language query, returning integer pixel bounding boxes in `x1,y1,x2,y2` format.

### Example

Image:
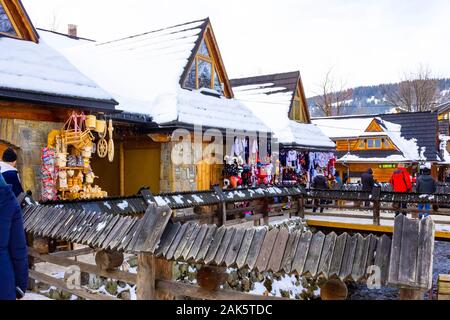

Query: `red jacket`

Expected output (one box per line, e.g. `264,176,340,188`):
389,167,412,192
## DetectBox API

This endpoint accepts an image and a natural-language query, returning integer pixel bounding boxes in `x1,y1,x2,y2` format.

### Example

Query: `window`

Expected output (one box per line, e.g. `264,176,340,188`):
0,3,16,36
183,39,224,95
367,138,381,149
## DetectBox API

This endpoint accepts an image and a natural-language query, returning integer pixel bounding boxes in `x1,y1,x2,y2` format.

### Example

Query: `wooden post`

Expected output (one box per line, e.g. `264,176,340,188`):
136,253,156,300
399,288,425,300
95,250,124,271
320,279,348,300
213,186,227,226
298,196,305,219
120,142,125,196
263,196,269,226
371,186,381,225
155,257,174,300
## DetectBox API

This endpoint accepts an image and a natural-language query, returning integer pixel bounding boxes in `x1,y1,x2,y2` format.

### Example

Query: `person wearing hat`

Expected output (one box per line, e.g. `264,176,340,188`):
361,168,375,207
0,172,28,300
0,148,24,197
416,164,437,219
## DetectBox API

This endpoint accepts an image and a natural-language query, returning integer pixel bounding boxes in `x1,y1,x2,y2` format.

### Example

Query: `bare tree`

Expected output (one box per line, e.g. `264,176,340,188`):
384,65,439,112
313,68,353,117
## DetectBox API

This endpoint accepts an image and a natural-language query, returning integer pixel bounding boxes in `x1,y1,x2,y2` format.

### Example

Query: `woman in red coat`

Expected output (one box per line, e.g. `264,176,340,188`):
389,165,412,216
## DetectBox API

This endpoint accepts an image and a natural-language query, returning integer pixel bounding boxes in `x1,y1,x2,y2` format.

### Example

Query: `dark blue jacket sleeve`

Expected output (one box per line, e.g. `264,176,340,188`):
2,171,24,197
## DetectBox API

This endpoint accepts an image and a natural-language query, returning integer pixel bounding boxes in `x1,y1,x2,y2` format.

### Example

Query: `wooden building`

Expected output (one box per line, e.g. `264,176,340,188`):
41,17,271,195
313,112,441,182
0,0,117,196
231,72,335,151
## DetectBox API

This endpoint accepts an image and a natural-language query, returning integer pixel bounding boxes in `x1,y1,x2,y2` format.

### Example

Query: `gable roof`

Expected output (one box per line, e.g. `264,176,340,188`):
43,18,270,132
0,0,38,42
230,71,334,150
0,27,117,111
312,111,440,162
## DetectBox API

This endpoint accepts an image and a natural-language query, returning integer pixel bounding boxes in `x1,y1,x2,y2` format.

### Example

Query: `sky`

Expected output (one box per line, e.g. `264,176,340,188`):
22,0,450,97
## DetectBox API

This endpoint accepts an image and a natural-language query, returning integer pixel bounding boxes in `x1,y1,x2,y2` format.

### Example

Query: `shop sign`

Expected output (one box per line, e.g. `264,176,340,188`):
378,163,397,169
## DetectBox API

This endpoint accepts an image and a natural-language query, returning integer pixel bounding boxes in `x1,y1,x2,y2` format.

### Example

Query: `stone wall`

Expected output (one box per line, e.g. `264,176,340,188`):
0,117,60,196
159,141,197,193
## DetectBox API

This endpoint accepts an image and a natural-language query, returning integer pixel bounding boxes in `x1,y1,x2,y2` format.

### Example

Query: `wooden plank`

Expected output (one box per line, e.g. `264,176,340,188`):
204,226,226,265
246,228,267,270
156,280,288,300
291,230,313,275
339,234,358,281
235,228,256,269
351,235,370,281
28,247,136,284
180,224,203,260
267,228,290,272
388,214,405,285
417,217,435,289
213,227,236,266
328,233,348,278
173,223,197,261
118,219,142,252
108,217,135,251
317,232,337,278
155,222,182,258
195,225,218,263
281,230,302,273
186,224,209,261
224,228,246,267
398,218,420,286
29,270,119,300
133,204,172,253
303,231,326,277
165,223,190,261
374,234,392,285
50,247,94,258
255,228,279,272
100,216,128,250
94,214,121,248
365,234,378,272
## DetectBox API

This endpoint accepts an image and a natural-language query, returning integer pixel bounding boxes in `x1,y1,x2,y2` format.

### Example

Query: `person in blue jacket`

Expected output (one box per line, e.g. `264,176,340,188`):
0,148,24,197
0,173,28,300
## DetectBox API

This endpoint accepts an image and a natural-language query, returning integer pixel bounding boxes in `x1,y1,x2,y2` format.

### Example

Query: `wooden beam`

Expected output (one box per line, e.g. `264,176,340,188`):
29,270,119,300
156,279,289,300
120,142,125,196
50,247,94,258
28,247,136,284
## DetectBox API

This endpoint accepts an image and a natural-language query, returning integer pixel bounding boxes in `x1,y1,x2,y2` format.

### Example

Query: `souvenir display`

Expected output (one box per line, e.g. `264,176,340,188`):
41,111,113,200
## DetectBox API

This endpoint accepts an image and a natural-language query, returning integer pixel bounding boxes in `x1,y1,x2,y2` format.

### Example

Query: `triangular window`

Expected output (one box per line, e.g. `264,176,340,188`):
198,39,210,57
0,3,16,36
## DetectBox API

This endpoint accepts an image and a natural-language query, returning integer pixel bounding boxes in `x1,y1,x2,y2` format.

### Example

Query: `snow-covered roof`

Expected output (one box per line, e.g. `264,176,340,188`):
313,112,440,162
41,19,270,132
231,76,334,150
0,30,116,109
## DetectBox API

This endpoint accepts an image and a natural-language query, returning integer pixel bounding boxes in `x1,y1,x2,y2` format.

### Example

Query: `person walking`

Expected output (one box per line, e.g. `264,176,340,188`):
361,168,375,207
389,164,412,216
0,172,28,300
416,165,437,219
312,168,328,213
0,148,24,197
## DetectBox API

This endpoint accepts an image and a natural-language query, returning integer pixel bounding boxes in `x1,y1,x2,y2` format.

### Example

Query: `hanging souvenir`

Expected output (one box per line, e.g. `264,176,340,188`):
107,119,114,162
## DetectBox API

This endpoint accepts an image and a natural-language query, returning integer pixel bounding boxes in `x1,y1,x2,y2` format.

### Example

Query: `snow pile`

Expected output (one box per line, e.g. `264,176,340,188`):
378,118,425,161
42,21,269,132
233,83,334,148
0,34,113,101
312,117,374,139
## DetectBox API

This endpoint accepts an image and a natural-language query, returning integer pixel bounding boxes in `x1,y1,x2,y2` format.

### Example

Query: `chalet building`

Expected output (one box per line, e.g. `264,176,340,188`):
231,72,335,185
41,17,271,195
0,0,117,196
312,112,442,183
434,101,450,180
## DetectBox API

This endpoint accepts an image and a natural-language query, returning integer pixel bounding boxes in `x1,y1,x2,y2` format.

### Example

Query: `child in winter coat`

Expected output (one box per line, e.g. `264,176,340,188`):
0,173,28,300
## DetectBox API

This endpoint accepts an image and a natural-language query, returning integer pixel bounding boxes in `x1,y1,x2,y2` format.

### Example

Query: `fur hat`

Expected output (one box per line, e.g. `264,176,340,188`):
2,147,17,162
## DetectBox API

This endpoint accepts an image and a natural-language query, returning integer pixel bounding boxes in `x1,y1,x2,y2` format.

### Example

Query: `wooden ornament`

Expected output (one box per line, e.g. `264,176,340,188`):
97,138,108,158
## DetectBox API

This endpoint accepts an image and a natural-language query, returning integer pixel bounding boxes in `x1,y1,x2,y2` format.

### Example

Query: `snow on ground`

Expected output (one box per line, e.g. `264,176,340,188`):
22,292,52,300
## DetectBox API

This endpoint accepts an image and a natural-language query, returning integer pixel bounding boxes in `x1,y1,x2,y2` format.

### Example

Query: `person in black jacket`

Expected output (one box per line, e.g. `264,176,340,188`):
312,168,328,213
416,166,437,219
361,168,375,207
0,172,28,300
0,148,24,197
